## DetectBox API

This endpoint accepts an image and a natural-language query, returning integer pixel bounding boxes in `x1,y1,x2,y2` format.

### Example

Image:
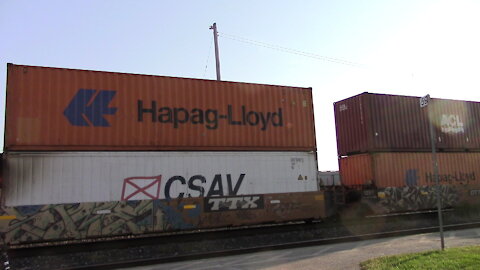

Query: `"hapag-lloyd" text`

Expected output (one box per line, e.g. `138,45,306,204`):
138,101,283,130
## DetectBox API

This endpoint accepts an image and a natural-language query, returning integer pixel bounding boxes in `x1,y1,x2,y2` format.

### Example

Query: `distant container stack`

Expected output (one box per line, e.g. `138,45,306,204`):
339,152,479,188
2,64,320,207
334,92,480,213
335,92,480,156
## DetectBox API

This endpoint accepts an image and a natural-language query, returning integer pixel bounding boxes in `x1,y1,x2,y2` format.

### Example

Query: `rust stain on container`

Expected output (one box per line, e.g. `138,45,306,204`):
340,152,480,188
5,64,316,151
334,92,480,156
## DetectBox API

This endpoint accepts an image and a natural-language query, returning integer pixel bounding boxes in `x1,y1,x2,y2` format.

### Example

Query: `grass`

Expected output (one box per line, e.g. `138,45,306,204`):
360,246,480,270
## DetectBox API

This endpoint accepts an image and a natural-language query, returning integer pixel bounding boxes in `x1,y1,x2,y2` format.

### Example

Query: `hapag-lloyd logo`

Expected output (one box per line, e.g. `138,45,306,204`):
138,101,284,130
64,89,285,130
64,89,117,127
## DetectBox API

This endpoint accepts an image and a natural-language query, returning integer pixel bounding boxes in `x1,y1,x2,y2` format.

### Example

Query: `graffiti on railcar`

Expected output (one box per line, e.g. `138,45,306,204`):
0,201,154,244
377,186,459,213
470,190,480,196
153,200,200,230
271,201,303,218
0,191,326,245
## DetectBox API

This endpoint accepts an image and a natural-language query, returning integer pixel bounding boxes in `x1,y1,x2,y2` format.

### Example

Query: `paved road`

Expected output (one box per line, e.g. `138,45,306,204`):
127,228,480,270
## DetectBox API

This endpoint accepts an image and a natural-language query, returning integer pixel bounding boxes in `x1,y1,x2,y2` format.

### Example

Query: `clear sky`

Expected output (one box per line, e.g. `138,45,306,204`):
1,0,480,170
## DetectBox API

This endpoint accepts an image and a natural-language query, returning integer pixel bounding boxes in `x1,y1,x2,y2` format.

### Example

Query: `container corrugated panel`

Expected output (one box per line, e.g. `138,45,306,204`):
3,151,318,206
338,154,373,186
334,93,370,157
5,64,316,151
339,152,480,188
334,93,480,156
317,171,341,186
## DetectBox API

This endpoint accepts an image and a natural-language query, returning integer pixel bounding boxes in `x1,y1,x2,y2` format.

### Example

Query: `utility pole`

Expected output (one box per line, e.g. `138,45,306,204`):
420,94,445,250
209,22,221,81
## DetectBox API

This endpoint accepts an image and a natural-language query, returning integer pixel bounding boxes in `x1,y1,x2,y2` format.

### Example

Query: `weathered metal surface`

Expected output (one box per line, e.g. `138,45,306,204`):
3,151,318,206
374,185,460,213
360,183,480,214
317,171,341,186
5,64,316,151
338,154,373,186
339,152,480,188
0,191,327,245
334,92,480,156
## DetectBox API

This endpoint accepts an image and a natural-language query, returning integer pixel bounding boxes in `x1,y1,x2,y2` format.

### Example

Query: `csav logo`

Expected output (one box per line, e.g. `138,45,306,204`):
121,175,162,201
64,89,117,127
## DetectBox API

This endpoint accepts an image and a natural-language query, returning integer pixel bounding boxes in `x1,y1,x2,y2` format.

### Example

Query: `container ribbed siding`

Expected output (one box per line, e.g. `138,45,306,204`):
339,152,480,188
5,64,316,151
317,171,341,186
338,154,373,186
3,151,318,206
334,92,480,156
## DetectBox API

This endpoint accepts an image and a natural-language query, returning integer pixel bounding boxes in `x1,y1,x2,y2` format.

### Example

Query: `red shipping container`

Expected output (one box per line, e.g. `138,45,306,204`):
334,92,480,156
5,64,316,151
339,152,480,188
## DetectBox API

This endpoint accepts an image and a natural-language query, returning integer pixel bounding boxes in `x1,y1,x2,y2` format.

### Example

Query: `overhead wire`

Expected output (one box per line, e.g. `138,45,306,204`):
215,31,424,93
203,38,214,78
217,32,365,68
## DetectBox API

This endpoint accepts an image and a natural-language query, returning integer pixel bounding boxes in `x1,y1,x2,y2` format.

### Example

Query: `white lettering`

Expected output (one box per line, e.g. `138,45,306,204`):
206,196,262,211
242,196,260,209
441,114,464,134
208,198,224,211
227,197,244,210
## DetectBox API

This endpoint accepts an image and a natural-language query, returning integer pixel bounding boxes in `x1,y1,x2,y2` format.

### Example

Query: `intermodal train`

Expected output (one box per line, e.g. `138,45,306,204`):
0,64,478,246
334,93,480,214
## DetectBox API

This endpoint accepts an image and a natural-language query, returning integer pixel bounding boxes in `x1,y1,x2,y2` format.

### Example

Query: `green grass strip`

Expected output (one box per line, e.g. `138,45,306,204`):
360,246,480,270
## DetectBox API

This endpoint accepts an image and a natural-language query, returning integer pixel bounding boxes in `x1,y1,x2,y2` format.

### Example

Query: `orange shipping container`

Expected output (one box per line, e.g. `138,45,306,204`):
339,152,480,188
5,64,316,151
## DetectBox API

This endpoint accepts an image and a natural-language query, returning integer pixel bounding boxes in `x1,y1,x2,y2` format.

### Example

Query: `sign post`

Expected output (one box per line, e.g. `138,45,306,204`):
420,94,445,250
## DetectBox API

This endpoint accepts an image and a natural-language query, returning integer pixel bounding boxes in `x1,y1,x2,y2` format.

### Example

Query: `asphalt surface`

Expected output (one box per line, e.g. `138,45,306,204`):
126,227,480,270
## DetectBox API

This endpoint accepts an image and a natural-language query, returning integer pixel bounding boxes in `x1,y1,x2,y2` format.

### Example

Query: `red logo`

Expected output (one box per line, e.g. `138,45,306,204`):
121,175,162,200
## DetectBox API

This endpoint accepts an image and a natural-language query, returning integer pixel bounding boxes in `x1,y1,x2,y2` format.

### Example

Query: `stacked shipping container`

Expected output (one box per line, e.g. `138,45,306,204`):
5,64,316,151
339,152,479,188
0,64,324,244
335,92,480,157
5,151,318,205
334,92,480,213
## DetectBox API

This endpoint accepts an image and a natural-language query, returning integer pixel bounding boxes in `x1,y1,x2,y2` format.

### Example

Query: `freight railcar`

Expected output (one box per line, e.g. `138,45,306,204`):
335,93,480,215
339,152,480,214
0,152,327,245
0,64,327,246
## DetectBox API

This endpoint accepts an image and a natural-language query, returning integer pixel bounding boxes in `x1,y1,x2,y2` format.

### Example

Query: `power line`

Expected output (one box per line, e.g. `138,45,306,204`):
203,38,214,78
217,32,364,68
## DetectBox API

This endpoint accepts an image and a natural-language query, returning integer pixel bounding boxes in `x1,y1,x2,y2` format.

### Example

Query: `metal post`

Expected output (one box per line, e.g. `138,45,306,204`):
426,95,445,250
209,23,221,81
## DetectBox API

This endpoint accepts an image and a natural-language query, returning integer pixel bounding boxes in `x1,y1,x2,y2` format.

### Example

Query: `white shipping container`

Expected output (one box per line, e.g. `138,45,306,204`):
3,152,318,206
